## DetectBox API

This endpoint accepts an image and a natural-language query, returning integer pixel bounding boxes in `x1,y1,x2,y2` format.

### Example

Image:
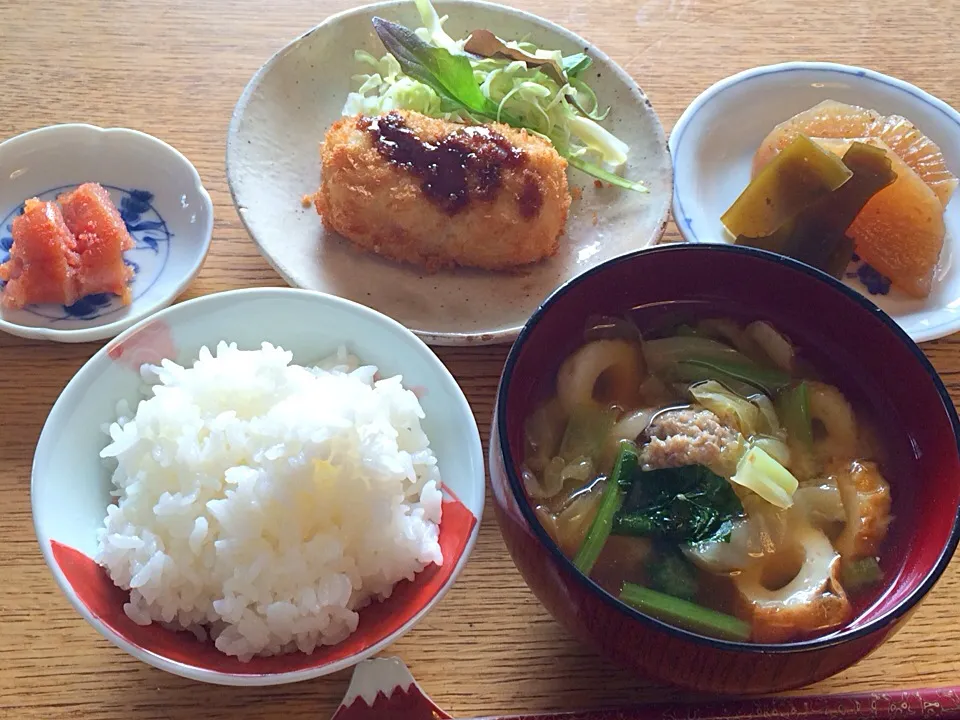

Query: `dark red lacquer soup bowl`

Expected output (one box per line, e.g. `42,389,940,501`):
489,243,960,694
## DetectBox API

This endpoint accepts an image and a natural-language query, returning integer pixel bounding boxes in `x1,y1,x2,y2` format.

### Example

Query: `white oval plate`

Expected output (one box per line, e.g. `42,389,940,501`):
670,62,960,343
0,124,213,343
227,0,672,346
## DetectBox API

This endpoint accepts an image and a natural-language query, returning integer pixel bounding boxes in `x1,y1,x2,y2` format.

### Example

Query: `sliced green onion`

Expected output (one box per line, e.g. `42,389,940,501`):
565,154,648,192
568,78,609,121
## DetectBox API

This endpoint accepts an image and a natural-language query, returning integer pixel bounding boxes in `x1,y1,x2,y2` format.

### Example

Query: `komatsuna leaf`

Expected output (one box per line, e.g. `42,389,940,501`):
612,464,743,543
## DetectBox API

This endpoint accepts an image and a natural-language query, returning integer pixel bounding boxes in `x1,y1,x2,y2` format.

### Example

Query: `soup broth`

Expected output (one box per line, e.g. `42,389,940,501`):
522,314,894,643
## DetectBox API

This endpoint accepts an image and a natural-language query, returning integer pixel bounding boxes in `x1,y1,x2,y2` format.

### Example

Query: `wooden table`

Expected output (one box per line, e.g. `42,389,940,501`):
3,0,960,717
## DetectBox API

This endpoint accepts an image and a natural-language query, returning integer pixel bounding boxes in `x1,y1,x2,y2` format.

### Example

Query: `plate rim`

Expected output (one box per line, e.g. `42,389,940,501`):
226,0,672,346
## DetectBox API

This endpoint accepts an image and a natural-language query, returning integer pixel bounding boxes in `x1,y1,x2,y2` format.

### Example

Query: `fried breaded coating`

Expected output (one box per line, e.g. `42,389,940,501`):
314,110,571,271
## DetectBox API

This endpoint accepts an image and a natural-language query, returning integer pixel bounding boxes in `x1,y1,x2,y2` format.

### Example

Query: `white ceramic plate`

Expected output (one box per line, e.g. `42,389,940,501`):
32,287,484,685
670,62,960,343
0,124,213,342
227,0,672,346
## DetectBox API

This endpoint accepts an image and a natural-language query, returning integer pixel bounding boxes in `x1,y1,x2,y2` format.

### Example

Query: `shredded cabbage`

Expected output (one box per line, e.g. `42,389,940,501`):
342,51,449,118
731,445,800,510
413,0,462,53
690,380,761,437
342,0,633,172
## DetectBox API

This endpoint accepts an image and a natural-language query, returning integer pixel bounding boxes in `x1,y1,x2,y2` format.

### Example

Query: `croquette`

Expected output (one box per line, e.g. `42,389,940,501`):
313,110,571,271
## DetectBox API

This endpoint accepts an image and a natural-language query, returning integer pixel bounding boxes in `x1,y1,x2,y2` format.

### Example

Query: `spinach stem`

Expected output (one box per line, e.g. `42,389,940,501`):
840,556,884,593
573,440,638,574
619,583,751,641
777,381,813,449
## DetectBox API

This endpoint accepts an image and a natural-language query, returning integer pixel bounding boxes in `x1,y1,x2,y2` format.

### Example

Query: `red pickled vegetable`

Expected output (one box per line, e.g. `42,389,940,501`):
0,199,81,308
58,183,135,303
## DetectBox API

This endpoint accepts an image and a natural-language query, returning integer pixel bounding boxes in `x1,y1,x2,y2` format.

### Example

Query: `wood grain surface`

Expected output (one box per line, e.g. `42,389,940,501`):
2,0,960,717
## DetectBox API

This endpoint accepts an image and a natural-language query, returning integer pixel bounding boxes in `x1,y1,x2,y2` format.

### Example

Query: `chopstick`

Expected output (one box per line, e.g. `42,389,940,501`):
463,685,960,719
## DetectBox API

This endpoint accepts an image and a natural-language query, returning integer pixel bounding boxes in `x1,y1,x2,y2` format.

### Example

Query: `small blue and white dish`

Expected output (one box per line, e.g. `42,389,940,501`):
0,124,213,343
669,62,960,343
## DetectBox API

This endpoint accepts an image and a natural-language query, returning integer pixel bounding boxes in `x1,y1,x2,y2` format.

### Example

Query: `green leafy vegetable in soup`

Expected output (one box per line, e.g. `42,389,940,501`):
646,547,699,601
840,556,884,593
573,440,638,574
620,583,751,642
613,465,743,544
522,315,895,644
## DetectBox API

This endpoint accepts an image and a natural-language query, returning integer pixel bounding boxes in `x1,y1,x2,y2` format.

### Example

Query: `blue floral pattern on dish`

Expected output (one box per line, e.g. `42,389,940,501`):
0,185,172,321
845,253,892,296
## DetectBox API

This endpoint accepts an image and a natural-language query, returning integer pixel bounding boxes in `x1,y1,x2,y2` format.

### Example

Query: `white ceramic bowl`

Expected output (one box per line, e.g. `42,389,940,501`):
227,0,672,346
670,62,960,343
0,124,213,342
31,287,485,685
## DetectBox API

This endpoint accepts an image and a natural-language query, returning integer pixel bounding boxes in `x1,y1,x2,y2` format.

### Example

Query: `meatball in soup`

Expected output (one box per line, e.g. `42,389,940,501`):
522,317,892,643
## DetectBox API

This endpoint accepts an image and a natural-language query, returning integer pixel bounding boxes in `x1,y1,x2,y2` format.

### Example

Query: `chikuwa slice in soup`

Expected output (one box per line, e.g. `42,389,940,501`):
522,317,893,643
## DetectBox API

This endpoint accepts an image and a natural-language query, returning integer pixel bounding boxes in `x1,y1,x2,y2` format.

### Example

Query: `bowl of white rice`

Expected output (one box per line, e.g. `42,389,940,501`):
31,287,485,685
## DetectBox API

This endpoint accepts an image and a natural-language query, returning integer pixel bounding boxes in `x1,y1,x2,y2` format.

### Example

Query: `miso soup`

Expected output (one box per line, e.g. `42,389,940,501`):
522,316,892,643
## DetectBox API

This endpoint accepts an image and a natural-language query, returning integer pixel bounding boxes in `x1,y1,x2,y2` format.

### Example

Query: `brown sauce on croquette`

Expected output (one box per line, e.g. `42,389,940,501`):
518,170,544,219
360,112,542,217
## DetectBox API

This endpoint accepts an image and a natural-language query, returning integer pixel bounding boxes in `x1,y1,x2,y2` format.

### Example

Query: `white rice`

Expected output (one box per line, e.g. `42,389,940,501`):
95,341,443,661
